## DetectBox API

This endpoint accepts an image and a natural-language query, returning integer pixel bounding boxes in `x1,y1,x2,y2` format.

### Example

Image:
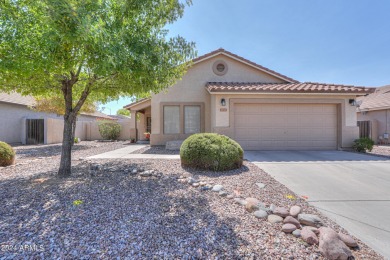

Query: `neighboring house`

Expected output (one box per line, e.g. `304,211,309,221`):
0,92,113,145
124,48,374,150
357,85,390,144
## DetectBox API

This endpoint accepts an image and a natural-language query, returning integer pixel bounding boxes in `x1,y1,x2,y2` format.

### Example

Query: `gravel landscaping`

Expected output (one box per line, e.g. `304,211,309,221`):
368,145,390,158
0,143,384,259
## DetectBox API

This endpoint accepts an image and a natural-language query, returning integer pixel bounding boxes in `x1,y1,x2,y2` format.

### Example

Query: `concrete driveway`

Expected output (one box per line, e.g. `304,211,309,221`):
245,150,390,259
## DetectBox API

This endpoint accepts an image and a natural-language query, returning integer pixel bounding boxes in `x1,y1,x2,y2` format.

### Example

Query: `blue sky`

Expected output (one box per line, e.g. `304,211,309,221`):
101,0,390,115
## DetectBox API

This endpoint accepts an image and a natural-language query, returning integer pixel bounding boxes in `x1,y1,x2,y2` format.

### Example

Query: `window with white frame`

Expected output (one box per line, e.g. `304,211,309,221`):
163,106,180,134
184,106,201,134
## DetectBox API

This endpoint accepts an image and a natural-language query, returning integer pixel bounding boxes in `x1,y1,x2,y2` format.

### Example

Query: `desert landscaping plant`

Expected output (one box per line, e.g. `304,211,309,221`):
98,121,121,140
180,133,244,171
352,137,374,153
0,141,16,167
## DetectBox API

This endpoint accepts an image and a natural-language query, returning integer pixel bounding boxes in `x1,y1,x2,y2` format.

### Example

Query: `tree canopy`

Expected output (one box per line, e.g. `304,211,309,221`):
0,0,196,176
116,108,130,116
0,0,196,98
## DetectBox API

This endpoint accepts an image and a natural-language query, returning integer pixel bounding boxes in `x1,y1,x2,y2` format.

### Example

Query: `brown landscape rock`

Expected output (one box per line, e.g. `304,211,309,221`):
290,205,302,217
338,233,358,248
245,197,261,213
319,227,354,260
298,214,324,227
283,216,301,228
282,223,297,233
301,227,319,245
273,206,289,217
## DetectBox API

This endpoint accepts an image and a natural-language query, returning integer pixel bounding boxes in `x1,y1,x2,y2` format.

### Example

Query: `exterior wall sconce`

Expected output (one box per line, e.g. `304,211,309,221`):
349,99,357,106
221,98,226,106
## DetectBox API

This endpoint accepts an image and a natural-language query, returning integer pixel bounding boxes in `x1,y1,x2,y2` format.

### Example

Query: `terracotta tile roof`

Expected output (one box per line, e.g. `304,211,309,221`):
206,82,375,94
192,48,299,83
357,85,390,110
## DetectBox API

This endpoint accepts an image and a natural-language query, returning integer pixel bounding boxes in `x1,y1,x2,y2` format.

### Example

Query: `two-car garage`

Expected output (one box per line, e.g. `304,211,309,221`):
234,103,338,150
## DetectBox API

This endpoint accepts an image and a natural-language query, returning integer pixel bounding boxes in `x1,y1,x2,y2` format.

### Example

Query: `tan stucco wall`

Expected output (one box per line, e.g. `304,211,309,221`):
137,107,151,141
146,53,362,148
0,102,62,144
45,118,65,144
358,109,390,142
83,120,133,142
0,101,133,145
150,54,286,145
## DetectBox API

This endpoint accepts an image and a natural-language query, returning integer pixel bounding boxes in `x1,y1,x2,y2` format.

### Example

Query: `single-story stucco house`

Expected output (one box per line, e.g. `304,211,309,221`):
357,85,390,144
124,48,374,150
0,92,114,145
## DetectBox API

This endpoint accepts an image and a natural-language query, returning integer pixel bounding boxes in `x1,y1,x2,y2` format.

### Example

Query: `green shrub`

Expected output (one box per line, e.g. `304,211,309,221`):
98,120,121,140
352,137,374,153
180,133,244,171
0,141,15,167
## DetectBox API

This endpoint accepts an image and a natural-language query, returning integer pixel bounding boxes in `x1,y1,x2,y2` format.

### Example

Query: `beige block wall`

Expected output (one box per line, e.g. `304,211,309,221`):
45,118,65,144
358,109,390,142
45,119,133,144
0,101,134,145
0,102,63,144
150,54,286,145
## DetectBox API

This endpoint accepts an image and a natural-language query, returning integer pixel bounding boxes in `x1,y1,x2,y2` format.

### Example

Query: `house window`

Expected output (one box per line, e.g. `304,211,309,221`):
146,117,151,133
184,106,201,134
163,106,180,134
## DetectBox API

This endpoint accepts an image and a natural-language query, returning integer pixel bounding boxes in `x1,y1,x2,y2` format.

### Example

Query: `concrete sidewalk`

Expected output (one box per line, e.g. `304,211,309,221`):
87,145,180,159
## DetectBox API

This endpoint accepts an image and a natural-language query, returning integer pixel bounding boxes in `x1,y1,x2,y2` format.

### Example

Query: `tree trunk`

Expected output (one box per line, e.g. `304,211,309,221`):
58,74,90,177
58,115,74,177
71,119,77,147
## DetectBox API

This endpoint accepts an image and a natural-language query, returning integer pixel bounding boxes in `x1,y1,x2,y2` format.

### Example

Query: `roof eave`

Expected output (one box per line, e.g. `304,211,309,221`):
191,49,299,84
358,106,390,112
207,90,372,95
123,98,151,109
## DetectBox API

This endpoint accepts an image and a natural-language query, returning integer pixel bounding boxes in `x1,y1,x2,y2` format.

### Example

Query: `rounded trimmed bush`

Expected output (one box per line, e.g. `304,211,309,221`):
180,133,244,171
98,120,121,140
0,141,15,167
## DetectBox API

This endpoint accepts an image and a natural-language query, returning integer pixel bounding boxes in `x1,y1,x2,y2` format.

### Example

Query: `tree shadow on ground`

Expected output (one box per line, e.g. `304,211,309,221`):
0,161,248,258
182,164,250,178
15,144,90,159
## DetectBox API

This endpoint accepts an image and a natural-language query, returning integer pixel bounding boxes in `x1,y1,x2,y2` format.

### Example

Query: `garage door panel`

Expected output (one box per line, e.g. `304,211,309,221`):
323,117,337,127
235,127,260,140
234,103,337,150
285,117,299,127
284,104,299,114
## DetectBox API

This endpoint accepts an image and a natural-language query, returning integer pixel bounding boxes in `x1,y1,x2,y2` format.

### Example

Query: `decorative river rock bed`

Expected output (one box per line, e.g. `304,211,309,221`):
0,143,384,259
111,164,365,259
176,173,360,260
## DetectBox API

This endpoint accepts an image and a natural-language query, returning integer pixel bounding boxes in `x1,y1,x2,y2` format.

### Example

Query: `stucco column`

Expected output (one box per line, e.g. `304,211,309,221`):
130,110,137,141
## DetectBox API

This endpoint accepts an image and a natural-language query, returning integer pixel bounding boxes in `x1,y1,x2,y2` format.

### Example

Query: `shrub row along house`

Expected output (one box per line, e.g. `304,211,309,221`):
124,48,374,150
0,92,130,145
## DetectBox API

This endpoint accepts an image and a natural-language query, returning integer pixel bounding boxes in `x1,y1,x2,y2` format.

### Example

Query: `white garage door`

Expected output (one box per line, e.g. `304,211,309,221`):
234,103,338,150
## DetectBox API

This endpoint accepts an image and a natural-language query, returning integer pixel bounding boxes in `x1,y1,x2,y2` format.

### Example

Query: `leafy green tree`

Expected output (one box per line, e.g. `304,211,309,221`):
33,95,97,146
116,108,130,116
0,0,196,177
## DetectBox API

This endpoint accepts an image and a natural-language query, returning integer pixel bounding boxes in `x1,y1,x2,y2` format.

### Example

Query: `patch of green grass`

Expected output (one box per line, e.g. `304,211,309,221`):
73,200,84,206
